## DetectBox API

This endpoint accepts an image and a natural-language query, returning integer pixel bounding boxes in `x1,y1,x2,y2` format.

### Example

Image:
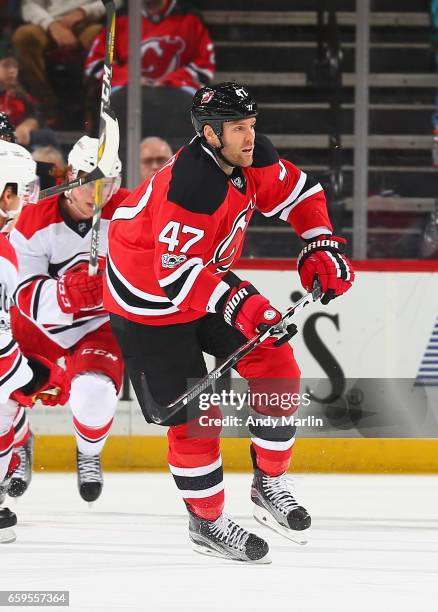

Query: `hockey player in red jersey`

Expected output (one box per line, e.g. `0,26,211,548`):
0,140,70,543
85,0,215,94
9,136,129,504
104,83,355,562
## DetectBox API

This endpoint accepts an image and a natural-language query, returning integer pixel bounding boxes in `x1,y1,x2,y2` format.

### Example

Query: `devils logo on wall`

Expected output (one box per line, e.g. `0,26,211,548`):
207,199,256,274
140,36,186,80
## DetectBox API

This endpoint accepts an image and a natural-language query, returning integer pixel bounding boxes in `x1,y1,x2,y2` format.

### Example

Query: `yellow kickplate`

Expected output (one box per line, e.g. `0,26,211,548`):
33,436,438,473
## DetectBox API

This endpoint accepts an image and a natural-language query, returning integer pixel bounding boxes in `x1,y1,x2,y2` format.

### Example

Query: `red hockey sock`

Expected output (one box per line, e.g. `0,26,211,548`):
168,419,224,521
73,416,113,455
251,438,295,476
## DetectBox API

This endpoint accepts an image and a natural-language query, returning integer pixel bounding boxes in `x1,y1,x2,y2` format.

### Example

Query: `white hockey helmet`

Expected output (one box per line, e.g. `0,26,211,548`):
68,135,122,179
0,140,39,230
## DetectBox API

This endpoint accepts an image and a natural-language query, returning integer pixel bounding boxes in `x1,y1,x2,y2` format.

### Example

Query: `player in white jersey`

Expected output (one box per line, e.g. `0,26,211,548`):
9,136,130,503
0,140,70,543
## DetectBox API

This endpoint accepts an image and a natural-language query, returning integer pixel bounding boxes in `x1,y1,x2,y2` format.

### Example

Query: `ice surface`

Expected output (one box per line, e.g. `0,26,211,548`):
2,472,438,612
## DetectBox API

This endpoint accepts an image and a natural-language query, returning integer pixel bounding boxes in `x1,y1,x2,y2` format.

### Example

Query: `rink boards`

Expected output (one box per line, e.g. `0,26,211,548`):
30,259,438,472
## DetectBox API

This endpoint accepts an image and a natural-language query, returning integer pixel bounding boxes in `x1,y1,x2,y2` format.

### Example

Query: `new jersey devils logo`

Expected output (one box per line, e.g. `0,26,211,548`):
201,90,214,104
140,36,185,80
207,199,256,274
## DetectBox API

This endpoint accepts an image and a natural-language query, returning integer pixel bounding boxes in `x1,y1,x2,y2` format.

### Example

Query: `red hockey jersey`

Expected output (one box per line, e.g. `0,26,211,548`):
85,0,215,94
104,134,333,326
10,188,130,349
0,234,33,403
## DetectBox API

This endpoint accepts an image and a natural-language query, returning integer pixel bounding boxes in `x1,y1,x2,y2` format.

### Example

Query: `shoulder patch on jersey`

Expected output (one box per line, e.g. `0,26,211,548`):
13,195,62,240
252,133,279,168
168,140,228,215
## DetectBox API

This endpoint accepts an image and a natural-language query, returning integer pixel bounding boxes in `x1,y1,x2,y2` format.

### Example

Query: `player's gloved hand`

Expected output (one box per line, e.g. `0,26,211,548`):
221,281,296,348
297,235,355,305
56,262,103,313
11,354,70,408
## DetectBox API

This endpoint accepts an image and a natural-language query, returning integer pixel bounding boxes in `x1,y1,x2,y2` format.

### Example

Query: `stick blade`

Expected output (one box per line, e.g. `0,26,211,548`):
140,372,169,424
94,108,120,178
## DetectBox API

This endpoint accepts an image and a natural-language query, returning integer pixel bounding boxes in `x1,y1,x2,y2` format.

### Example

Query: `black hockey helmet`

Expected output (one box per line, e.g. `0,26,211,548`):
0,112,16,143
191,82,258,138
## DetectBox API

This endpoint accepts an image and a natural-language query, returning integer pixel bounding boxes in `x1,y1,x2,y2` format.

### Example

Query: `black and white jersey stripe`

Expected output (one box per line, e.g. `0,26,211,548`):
158,257,204,306
0,438,13,459
107,251,226,316
46,315,106,336
261,169,323,220
0,347,33,403
47,252,90,278
106,252,179,316
0,339,18,358
30,277,49,320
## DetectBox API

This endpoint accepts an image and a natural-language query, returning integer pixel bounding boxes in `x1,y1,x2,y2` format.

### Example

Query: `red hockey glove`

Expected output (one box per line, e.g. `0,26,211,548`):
11,354,70,408
57,262,103,313
297,235,355,305
221,281,296,348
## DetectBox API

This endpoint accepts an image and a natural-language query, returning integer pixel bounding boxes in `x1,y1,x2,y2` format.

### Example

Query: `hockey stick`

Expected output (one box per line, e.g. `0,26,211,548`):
38,109,119,200
141,282,323,425
89,0,117,276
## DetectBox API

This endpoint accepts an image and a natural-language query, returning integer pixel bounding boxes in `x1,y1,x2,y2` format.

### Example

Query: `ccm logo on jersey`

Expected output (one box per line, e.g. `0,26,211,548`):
162,253,187,269
80,349,119,361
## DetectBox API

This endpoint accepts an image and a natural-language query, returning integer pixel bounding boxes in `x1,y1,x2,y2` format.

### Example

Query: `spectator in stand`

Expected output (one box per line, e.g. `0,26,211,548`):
0,2,21,42
0,43,37,147
12,1,124,126
139,136,172,181
32,144,65,170
85,0,215,168
32,145,66,190
0,42,59,151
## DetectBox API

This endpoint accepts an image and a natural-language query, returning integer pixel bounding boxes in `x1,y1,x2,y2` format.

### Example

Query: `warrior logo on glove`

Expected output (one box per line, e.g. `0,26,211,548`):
297,235,355,305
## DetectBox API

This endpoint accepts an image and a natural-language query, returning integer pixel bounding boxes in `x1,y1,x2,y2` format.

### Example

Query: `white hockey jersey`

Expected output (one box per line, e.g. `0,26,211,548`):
10,189,130,349
0,234,33,403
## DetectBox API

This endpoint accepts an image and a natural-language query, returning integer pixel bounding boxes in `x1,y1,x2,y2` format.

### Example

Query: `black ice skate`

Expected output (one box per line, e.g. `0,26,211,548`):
0,451,20,504
189,511,271,564
251,468,311,545
0,507,17,543
76,449,103,503
8,433,34,498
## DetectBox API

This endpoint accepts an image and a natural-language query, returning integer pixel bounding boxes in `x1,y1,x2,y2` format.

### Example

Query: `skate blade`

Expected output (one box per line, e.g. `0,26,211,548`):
191,543,272,564
0,528,16,544
253,505,308,545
